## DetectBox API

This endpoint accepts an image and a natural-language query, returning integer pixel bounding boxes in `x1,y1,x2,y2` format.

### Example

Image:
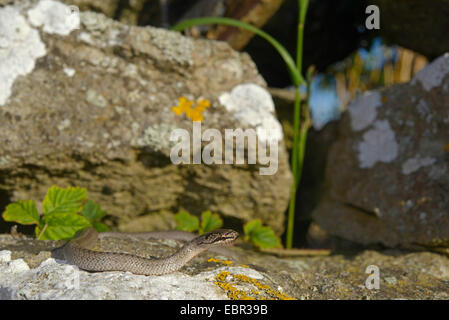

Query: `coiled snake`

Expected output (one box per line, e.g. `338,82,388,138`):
53,227,239,276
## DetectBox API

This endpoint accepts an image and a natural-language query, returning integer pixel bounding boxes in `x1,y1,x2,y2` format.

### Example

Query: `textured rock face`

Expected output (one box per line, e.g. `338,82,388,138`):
0,0,292,233
1,235,449,300
312,53,449,248
0,234,296,300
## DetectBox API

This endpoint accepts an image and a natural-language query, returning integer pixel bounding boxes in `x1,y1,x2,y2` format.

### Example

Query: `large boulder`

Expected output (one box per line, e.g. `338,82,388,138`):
0,0,292,233
1,233,449,299
312,53,449,249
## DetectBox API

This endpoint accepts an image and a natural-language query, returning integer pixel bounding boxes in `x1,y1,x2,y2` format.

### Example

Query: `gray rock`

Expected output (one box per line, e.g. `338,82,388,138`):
312,53,449,248
0,0,292,234
1,234,449,299
0,252,231,300
0,234,296,300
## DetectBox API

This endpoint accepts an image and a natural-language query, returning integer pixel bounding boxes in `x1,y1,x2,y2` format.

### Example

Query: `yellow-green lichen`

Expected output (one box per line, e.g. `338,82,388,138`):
213,270,295,300
208,257,233,266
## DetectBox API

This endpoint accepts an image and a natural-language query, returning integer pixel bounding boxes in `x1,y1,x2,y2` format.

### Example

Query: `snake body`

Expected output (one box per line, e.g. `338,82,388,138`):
57,228,239,276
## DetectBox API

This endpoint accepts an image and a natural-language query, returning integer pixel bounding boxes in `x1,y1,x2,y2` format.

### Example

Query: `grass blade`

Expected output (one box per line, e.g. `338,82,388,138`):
172,17,305,86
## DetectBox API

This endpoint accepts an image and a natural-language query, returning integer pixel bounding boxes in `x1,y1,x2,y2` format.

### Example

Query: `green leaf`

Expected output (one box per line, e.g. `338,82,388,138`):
244,219,282,249
42,186,87,216
174,210,199,232
2,200,40,225
36,212,91,240
199,211,223,234
92,221,110,232
251,227,282,249
35,219,47,239
82,200,106,221
243,219,263,238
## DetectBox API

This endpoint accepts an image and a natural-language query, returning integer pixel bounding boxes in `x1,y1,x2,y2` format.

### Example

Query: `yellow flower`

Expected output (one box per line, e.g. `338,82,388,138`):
196,99,211,111
171,97,193,115
171,97,211,122
190,107,205,122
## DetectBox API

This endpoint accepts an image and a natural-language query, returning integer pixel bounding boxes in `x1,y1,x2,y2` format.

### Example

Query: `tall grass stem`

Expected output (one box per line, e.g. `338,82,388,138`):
285,0,309,248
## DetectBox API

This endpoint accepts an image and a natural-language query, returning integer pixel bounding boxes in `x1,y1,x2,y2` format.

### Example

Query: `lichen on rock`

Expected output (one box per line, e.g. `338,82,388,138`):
0,5,46,106
27,0,80,35
312,52,449,248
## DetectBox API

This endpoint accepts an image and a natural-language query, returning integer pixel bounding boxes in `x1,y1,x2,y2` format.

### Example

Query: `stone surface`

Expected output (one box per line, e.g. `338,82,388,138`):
64,0,120,19
1,234,449,299
0,5,46,105
0,233,294,300
0,0,292,234
312,53,449,249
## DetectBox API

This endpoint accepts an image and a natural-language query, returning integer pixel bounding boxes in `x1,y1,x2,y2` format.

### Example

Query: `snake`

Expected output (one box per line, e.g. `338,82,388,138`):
53,227,239,276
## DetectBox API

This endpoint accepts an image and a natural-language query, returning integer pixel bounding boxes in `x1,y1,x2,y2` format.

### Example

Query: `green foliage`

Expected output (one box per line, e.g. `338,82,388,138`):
81,200,108,232
200,211,223,234
175,210,200,232
3,200,40,225
35,211,91,240
2,185,109,240
174,210,280,249
43,186,86,215
243,220,282,249
174,210,223,234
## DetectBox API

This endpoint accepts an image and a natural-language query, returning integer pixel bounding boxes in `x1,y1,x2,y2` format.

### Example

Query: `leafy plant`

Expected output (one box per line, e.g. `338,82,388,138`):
2,185,109,240
243,220,282,249
175,210,200,232
172,0,311,248
175,210,223,234
174,210,281,249
200,210,224,234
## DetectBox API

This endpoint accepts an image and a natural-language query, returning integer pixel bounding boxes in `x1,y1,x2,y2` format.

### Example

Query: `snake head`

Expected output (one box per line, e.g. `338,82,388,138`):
195,229,239,247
